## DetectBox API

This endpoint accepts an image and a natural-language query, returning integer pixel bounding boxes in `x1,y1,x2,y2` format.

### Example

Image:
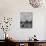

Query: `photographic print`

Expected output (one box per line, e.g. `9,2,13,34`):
20,12,33,28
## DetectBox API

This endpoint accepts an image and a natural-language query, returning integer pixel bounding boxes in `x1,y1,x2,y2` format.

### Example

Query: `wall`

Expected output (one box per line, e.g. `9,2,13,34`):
0,0,46,40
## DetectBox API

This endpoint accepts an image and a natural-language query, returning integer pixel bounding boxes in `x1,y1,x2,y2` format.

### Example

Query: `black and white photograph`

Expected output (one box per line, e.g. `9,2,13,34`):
20,12,33,28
